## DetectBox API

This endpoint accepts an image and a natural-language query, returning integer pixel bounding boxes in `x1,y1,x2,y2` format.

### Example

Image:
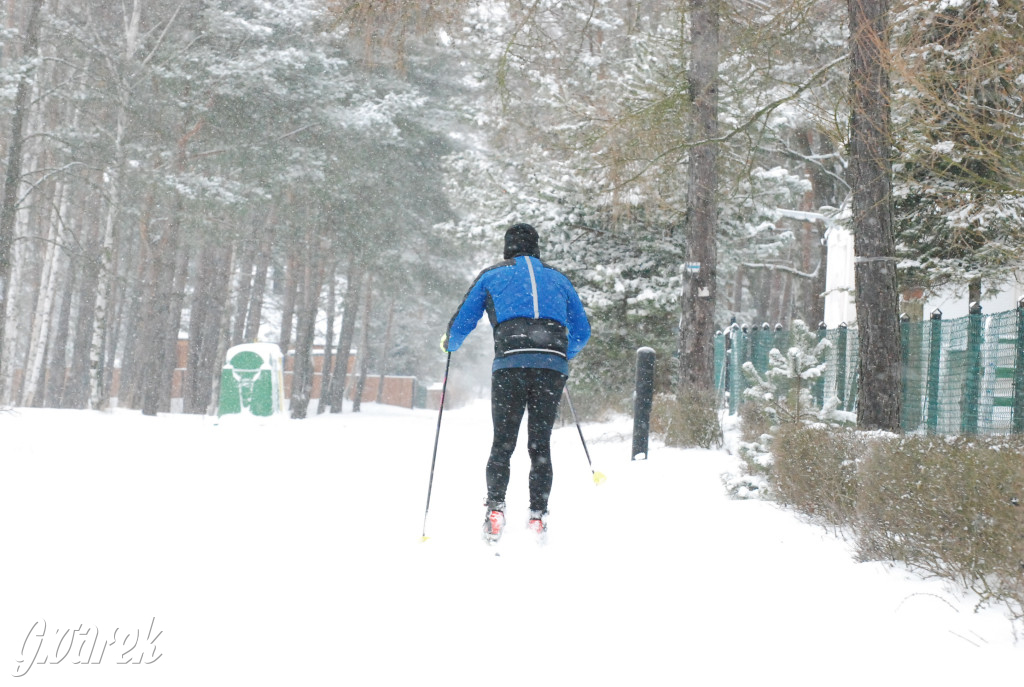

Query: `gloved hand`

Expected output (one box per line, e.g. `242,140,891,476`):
440,332,449,353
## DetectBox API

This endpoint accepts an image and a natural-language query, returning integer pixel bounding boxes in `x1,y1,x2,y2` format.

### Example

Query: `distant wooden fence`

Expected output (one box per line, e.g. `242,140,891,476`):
121,340,421,412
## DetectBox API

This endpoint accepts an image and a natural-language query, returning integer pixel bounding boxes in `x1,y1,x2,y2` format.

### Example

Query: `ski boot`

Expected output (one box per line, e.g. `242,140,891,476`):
482,501,506,544
527,509,548,545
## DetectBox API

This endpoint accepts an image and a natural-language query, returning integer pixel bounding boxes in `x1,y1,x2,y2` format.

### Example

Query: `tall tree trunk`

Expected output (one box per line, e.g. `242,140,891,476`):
968,277,981,307
87,0,142,410
165,241,191,413
243,219,273,344
117,202,153,410
352,274,375,413
327,257,364,414
753,269,770,325
137,233,172,416
89,101,129,410
66,223,103,409
278,250,298,355
141,102,202,416
849,0,901,431
19,180,63,407
677,0,720,394
140,202,189,417
0,0,43,393
731,264,744,314
376,297,396,404
184,242,231,414
290,244,324,420
317,263,337,415
795,126,836,326
211,249,239,414
231,236,256,345
46,253,76,408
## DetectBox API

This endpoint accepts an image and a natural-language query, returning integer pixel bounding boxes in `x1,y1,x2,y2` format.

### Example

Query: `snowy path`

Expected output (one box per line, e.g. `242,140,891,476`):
1,402,1020,686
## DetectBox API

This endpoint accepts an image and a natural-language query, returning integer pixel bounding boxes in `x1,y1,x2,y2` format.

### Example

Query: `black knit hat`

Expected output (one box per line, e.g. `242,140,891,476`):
503,223,540,259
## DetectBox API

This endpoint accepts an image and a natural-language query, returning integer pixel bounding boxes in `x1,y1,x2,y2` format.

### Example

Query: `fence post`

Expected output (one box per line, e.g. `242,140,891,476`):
713,330,726,400
728,324,743,415
961,302,983,435
926,308,942,434
752,322,770,373
814,322,827,408
743,324,754,372
773,323,787,359
836,323,849,411
632,347,656,461
900,313,910,432
1014,297,1024,434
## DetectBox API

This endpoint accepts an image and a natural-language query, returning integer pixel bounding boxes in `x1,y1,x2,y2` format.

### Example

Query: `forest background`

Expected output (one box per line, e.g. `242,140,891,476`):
0,0,1020,423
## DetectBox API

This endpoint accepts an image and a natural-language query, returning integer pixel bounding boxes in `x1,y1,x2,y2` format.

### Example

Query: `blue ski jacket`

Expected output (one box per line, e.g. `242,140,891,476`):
446,255,590,374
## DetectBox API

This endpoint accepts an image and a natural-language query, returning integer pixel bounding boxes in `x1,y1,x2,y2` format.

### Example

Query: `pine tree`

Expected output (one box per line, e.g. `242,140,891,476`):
741,319,835,426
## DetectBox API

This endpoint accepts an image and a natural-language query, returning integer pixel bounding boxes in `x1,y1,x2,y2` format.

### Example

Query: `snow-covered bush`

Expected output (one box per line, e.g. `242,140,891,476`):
857,434,1024,624
726,320,839,499
740,319,834,426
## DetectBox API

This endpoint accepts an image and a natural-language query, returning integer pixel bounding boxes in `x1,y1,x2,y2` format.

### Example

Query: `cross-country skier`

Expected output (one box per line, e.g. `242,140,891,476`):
441,223,591,543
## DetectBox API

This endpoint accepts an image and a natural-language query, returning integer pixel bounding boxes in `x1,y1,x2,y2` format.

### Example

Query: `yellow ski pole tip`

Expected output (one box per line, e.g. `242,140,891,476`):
593,471,607,485
421,536,430,543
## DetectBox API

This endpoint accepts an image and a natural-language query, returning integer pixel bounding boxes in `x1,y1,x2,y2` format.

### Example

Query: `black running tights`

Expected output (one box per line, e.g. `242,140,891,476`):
486,367,567,513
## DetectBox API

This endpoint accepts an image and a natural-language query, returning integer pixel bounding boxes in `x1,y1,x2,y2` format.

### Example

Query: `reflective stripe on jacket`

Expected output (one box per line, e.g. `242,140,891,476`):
446,256,590,366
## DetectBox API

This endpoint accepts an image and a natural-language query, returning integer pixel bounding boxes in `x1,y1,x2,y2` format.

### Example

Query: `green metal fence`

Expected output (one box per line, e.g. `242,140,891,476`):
714,301,1024,436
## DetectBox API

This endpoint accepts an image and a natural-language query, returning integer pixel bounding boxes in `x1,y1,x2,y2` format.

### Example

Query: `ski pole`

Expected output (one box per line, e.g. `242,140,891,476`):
421,352,452,541
564,387,606,485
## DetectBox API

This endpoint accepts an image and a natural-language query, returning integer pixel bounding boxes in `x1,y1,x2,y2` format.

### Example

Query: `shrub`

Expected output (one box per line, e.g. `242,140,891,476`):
740,319,833,426
763,430,1024,625
856,435,1024,616
651,389,723,450
771,424,863,533
738,395,773,443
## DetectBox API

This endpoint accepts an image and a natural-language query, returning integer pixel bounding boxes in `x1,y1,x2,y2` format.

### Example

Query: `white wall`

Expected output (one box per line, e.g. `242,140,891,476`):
922,272,1024,319
823,226,857,328
823,224,1024,325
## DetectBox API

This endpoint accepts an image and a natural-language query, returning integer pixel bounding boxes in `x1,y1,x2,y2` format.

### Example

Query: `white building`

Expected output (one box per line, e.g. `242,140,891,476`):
822,225,1024,325
823,226,857,328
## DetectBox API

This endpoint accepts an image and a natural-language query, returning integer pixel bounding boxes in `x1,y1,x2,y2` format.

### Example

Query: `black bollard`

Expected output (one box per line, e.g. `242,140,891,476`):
632,347,656,460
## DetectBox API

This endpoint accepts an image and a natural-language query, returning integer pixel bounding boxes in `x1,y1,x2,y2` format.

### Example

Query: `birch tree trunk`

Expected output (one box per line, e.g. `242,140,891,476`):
66,208,103,409
87,111,125,410
87,0,141,410
19,179,63,407
849,0,901,431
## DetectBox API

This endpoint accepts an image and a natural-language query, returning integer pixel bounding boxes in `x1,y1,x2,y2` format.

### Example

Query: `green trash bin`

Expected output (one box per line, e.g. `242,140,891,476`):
218,343,286,417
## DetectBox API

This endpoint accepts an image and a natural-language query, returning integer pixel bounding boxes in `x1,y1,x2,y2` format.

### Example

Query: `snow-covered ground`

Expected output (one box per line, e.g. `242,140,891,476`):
2,400,1021,686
